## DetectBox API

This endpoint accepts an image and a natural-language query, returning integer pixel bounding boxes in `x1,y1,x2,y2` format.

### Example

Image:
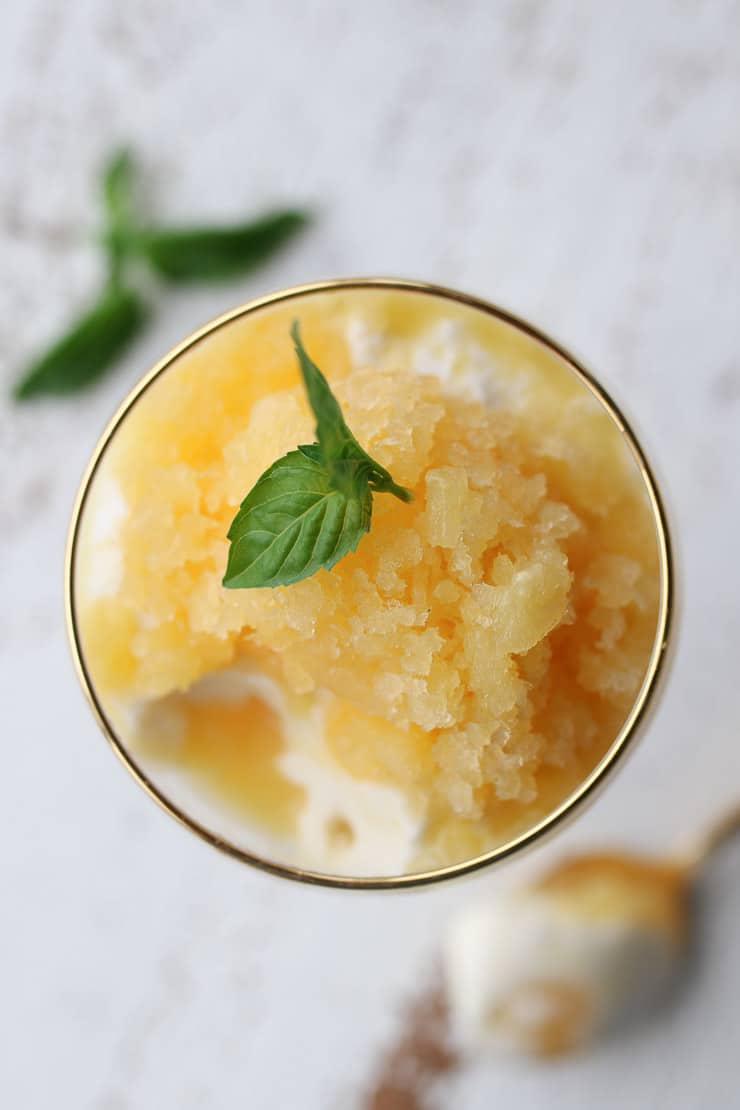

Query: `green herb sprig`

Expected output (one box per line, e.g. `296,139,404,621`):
223,323,413,589
12,148,310,400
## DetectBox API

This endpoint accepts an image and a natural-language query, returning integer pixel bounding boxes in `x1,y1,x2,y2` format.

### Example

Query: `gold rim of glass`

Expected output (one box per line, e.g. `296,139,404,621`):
65,277,674,890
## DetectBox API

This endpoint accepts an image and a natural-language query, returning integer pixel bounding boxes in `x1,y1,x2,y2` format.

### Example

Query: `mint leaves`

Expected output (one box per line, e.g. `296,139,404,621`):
223,324,413,590
12,147,310,400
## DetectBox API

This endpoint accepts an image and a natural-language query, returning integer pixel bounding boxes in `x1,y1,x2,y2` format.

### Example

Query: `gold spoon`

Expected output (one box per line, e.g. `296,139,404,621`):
443,802,740,1058
362,804,740,1108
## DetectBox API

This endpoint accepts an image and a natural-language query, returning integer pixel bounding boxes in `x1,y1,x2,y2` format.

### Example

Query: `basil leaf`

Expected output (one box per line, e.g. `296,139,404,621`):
224,325,412,589
12,285,147,400
223,448,372,589
101,148,137,285
297,443,324,463
365,463,414,503
290,320,356,461
102,147,135,226
291,321,413,503
136,208,310,283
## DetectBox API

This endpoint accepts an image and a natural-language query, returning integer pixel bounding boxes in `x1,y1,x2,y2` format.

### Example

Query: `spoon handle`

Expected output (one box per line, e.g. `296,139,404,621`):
681,802,740,877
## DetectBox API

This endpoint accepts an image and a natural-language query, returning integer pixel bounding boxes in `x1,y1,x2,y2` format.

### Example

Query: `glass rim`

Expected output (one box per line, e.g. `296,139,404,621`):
65,276,675,890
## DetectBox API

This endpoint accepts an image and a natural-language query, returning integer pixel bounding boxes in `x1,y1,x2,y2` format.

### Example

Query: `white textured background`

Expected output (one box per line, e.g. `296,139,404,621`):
3,2,740,1107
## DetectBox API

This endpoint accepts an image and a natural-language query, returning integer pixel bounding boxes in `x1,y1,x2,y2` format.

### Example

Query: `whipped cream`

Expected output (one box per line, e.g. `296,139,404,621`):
346,313,502,405
179,667,422,876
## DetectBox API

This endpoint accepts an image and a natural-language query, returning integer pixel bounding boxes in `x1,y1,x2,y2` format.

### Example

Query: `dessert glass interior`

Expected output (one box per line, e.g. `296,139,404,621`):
66,279,672,888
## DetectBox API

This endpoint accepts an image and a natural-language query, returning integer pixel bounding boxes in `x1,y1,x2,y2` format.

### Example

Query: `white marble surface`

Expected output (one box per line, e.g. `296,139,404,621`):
3,1,740,1106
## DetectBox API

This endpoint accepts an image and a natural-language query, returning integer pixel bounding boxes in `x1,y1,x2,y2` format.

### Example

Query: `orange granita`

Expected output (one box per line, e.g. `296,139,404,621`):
75,287,662,872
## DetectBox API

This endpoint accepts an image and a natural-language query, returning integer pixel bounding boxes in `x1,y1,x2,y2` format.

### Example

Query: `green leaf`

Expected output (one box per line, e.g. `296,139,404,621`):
290,320,356,461
224,325,413,589
297,443,324,463
101,148,137,285
102,147,135,225
223,448,372,589
135,208,310,283
291,321,413,503
12,285,147,400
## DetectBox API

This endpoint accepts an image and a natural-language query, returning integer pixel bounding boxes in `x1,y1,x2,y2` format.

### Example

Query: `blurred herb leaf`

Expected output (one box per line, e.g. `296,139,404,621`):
13,286,146,400
12,147,311,401
102,148,135,226
135,209,310,282
101,148,137,285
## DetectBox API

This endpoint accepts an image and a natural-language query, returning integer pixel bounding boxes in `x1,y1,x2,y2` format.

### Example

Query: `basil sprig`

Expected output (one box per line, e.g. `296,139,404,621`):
101,147,136,286
12,148,310,400
223,324,413,589
12,286,146,400
135,210,309,283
